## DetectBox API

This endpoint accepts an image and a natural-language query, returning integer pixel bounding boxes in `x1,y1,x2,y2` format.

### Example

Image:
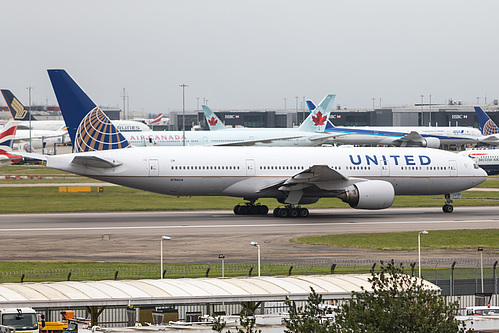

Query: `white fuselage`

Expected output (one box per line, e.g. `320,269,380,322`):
124,129,328,147
13,129,69,149
458,149,499,175
47,146,487,204
326,125,482,145
17,120,151,132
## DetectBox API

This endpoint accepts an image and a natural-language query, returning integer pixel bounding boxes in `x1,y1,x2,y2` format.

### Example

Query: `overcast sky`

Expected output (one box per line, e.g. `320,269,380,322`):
1,0,497,116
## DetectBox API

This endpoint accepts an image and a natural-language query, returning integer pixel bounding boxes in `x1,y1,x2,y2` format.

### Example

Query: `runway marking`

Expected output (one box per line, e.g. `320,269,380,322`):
2,219,499,232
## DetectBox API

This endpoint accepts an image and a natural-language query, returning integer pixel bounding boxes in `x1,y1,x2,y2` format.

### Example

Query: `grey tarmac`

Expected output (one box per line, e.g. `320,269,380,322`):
1,206,498,265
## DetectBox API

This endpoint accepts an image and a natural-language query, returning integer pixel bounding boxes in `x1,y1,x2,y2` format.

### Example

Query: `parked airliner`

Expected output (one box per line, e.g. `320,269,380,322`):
1,89,151,132
17,69,487,217
458,107,499,174
0,121,21,163
474,106,499,144
307,101,482,147
123,94,334,146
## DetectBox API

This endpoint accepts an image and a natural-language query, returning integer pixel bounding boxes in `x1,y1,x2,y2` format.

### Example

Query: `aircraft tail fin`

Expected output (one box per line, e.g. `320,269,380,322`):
306,98,337,130
1,90,36,121
306,100,316,112
0,121,18,149
202,105,226,130
298,94,335,132
149,113,163,125
47,69,131,152
475,107,499,135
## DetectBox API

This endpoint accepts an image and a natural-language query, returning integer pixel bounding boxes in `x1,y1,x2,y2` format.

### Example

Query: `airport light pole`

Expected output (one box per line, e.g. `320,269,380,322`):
179,84,188,146
250,241,260,277
26,86,33,152
420,95,424,126
478,246,484,293
418,230,428,279
160,236,171,279
219,254,225,278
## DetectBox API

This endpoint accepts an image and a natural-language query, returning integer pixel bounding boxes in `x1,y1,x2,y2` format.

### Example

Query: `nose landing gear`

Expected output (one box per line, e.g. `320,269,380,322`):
273,205,309,218
442,193,454,213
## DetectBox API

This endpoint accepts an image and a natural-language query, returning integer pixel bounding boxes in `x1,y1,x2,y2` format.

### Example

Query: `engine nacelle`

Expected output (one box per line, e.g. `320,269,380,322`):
420,137,440,148
339,180,395,210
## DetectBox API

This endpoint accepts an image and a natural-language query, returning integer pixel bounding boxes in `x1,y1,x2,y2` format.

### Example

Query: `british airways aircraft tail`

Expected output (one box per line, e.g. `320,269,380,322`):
475,106,499,135
47,69,130,152
0,121,18,149
202,105,226,130
297,94,335,132
1,90,36,121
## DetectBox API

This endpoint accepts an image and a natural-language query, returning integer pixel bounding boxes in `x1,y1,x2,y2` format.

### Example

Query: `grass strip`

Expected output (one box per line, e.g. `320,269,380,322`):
291,229,499,251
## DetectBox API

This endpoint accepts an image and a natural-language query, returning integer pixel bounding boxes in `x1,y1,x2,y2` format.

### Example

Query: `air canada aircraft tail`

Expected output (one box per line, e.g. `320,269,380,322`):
297,94,335,132
1,90,36,121
475,106,499,135
202,105,227,130
47,69,130,152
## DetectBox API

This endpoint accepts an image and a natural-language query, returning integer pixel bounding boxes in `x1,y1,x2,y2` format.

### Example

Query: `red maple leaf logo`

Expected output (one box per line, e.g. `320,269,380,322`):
208,117,218,126
312,111,327,126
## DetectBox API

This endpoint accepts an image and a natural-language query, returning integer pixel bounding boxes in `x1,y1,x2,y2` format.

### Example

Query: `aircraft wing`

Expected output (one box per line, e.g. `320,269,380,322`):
258,165,351,194
71,155,123,168
479,135,499,144
213,135,306,146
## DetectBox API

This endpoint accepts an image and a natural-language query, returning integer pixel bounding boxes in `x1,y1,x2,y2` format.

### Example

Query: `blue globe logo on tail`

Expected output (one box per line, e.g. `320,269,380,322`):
483,119,499,136
75,107,131,152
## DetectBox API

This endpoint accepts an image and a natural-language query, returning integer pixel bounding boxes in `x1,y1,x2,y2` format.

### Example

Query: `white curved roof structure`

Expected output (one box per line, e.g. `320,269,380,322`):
0,274,439,308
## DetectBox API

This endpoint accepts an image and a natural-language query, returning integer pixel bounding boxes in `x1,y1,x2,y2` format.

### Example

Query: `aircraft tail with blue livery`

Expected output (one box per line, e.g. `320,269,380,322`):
474,107,499,144
1,90,36,121
47,69,131,152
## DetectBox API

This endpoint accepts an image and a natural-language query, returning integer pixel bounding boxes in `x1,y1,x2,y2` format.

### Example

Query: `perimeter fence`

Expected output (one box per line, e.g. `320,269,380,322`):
1,258,498,296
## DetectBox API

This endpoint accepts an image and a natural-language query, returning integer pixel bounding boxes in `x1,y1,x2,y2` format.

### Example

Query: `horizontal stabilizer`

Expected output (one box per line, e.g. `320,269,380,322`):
71,155,123,168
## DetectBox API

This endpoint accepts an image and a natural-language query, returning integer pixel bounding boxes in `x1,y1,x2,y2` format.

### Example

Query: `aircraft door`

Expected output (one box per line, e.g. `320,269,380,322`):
246,159,256,176
149,159,159,177
381,156,390,177
449,160,457,177
203,137,209,145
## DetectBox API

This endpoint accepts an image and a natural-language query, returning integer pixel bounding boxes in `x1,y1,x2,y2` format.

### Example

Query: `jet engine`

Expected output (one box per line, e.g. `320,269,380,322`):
420,137,440,148
339,180,395,210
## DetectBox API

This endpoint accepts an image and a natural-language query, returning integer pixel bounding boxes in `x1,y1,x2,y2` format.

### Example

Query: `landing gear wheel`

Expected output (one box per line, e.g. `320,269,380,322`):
238,205,249,215
289,208,299,218
273,208,281,217
442,204,454,213
258,205,269,215
278,208,289,218
233,205,241,215
299,208,309,217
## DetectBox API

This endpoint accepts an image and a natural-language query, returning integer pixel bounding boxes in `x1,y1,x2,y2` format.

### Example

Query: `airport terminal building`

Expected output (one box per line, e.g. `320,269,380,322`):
2,102,499,132
169,103,499,131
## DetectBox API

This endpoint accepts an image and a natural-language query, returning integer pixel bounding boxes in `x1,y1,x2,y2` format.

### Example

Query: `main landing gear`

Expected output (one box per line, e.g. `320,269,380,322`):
233,202,269,215
273,205,309,218
442,194,454,213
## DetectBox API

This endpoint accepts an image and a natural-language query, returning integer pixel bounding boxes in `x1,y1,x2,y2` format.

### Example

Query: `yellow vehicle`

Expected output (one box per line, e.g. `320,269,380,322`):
39,311,74,333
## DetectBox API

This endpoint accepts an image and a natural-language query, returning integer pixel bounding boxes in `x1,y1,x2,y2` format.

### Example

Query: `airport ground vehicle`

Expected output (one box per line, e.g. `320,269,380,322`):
0,308,39,333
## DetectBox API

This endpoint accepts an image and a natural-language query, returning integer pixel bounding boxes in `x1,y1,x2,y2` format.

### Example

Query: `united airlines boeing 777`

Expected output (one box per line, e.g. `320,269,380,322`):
17,69,487,217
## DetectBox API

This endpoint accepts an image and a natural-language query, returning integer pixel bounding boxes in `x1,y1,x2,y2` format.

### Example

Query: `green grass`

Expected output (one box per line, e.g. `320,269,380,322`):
0,185,497,213
0,186,497,213
291,229,499,251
